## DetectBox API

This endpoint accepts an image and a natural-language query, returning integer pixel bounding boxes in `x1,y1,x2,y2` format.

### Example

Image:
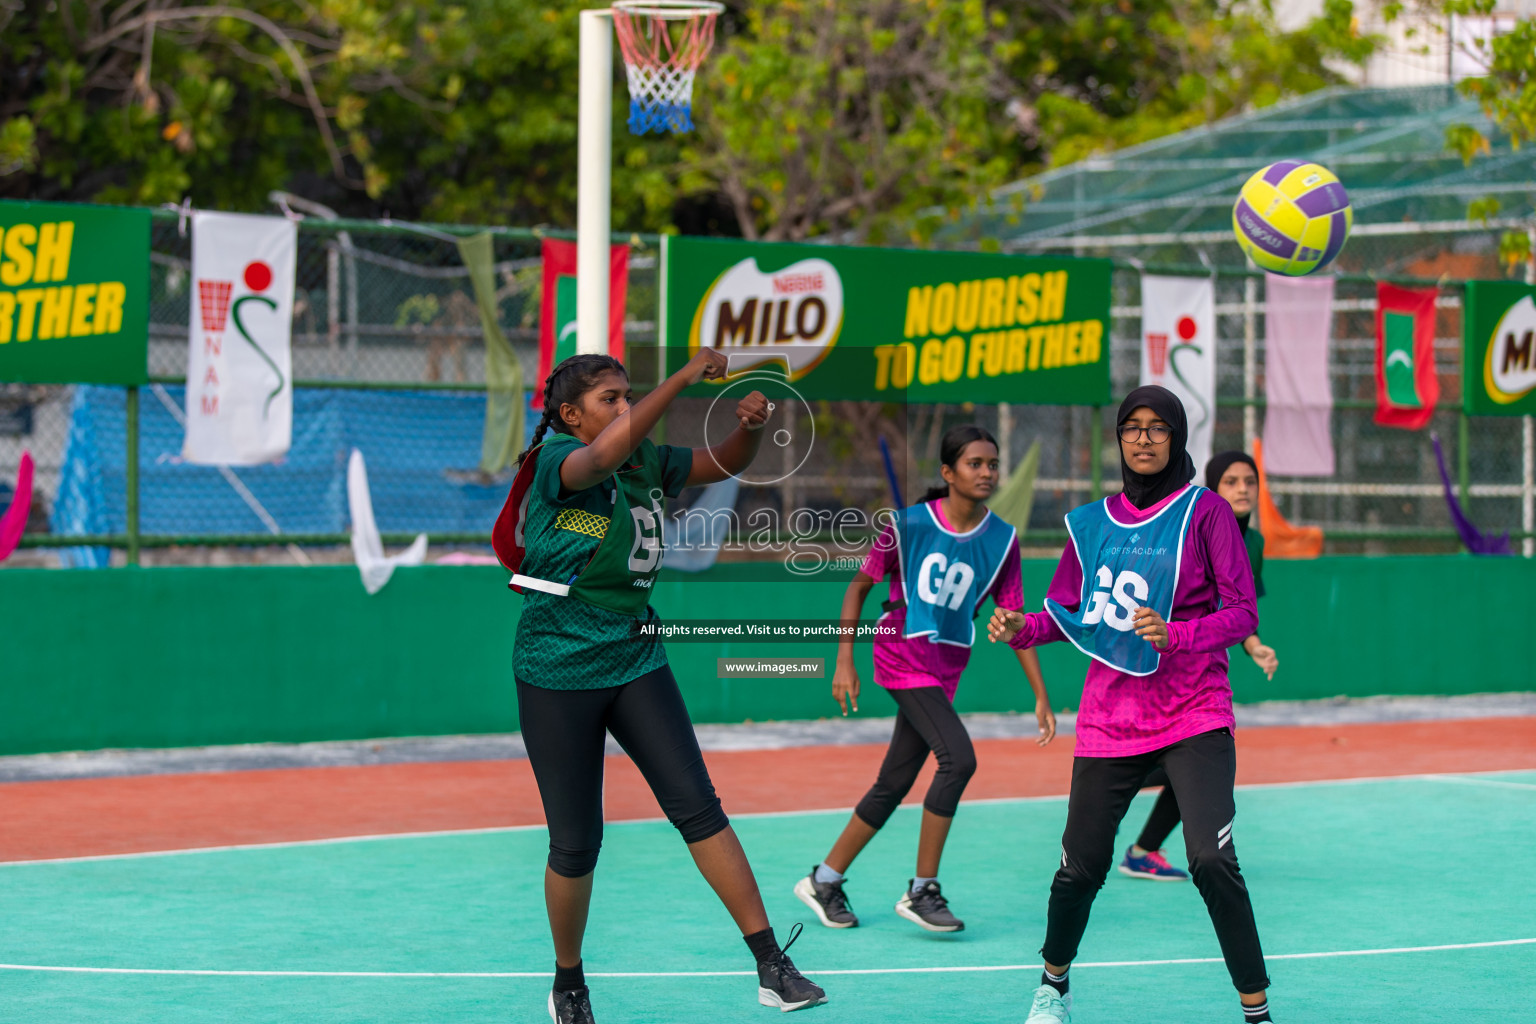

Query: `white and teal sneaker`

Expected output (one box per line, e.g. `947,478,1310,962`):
1024,983,1071,1023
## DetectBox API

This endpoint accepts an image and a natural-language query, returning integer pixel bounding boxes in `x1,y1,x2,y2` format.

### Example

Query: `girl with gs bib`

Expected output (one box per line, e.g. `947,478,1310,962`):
989,386,1274,1024
794,425,1056,934
493,350,825,1024
1119,449,1280,881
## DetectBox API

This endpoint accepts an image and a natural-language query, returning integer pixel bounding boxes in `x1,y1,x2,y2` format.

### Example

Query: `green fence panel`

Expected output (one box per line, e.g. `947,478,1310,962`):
0,557,1531,756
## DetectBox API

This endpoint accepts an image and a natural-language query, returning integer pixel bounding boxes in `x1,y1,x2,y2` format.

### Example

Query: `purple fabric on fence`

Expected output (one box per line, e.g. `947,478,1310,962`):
1431,434,1511,555
1263,273,1336,476
0,450,33,563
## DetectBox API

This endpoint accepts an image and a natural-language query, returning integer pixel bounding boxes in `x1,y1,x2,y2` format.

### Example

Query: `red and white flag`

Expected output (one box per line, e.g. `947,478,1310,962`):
1140,274,1216,471
534,238,628,410
184,212,297,465
1374,281,1440,431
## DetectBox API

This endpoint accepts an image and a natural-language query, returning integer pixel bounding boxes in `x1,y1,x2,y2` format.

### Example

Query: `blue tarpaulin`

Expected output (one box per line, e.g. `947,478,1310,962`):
52,385,519,566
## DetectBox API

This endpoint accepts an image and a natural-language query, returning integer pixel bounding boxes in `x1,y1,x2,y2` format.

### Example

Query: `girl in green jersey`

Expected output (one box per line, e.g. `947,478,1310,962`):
493,348,825,1024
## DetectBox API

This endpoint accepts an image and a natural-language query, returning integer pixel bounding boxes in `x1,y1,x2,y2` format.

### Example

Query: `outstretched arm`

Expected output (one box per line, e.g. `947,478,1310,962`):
988,544,1081,649
561,348,727,492
686,391,771,486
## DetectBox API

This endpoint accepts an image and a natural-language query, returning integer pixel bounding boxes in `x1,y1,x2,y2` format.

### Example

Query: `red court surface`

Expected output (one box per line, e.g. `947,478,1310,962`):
4,716,1534,863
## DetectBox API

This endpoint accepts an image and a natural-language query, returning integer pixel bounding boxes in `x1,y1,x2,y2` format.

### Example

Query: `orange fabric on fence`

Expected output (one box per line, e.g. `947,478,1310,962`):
1254,436,1324,559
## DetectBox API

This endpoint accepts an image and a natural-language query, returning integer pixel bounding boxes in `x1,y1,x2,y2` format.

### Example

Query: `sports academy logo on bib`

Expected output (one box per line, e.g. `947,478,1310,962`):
1046,486,1203,676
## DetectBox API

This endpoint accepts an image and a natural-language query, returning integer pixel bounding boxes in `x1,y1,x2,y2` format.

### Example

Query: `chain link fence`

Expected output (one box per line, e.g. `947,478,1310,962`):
2,210,1529,567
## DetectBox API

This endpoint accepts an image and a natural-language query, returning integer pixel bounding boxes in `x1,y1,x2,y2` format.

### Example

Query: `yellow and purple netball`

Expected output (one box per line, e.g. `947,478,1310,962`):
1232,160,1352,276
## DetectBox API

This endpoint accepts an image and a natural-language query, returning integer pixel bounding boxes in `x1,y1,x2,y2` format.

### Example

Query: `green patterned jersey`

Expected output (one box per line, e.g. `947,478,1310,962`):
512,432,694,690
1244,524,1266,599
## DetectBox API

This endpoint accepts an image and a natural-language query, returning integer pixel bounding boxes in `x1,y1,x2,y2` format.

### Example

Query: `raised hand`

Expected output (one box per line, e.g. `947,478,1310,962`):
686,347,729,384
736,390,771,431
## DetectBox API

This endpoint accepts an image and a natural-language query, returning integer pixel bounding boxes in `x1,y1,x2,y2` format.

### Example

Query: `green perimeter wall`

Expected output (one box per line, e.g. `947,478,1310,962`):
2,556,1532,755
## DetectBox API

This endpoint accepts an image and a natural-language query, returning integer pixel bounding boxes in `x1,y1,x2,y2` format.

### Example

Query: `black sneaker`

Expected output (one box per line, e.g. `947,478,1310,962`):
548,986,596,1024
894,879,964,932
756,923,826,1012
793,868,859,928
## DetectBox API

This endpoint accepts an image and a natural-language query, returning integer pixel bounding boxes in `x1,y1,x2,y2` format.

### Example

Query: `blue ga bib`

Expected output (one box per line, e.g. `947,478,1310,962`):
1044,486,1204,676
894,502,1017,647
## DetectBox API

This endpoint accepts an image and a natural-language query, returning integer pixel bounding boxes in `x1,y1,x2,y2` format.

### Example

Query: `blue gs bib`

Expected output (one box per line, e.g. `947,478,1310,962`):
1044,485,1204,676
894,502,1017,648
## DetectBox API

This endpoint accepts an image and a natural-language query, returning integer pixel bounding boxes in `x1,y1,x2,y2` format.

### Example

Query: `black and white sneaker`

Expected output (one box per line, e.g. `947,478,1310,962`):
794,869,859,928
756,923,826,1012
548,986,596,1024
894,880,964,932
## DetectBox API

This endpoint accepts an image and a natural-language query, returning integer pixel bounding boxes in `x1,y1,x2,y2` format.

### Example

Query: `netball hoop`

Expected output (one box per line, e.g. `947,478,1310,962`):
612,1,724,135
575,2,721,355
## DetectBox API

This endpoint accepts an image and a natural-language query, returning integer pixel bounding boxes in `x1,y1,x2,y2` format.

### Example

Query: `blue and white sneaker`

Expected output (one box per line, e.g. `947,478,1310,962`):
1117,845,1189,881
1024,984,1072,1022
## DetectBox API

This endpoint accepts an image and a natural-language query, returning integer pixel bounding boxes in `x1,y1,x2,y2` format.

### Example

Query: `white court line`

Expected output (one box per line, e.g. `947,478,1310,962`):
1415,774,1536,791
4,768,1533,869
0,937,1530,979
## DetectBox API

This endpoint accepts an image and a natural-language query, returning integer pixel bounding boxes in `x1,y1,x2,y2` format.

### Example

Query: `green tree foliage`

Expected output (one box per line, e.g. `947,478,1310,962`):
999,0,1376,169
679,0,1016,244
1438,0,1536,269
678,0,1375,243
2,0,1376,243
0,0,469,209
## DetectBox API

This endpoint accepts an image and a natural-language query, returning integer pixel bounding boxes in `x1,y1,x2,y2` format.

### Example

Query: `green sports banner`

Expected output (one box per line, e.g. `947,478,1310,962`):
660,236,1112,404
0,200,149,385
1463,279,1536,416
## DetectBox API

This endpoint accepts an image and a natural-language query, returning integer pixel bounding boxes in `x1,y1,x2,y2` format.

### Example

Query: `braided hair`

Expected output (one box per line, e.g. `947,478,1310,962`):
918,424,999,504
516,353,628,465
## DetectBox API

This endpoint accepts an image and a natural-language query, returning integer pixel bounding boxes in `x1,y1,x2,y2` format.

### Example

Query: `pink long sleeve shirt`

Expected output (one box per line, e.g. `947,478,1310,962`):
1009,486,1257,757
860,501,1024,701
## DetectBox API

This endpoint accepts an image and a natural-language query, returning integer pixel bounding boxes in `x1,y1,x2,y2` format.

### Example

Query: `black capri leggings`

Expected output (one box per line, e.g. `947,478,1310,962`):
854,685,977,829
516,665,730,878
1044,727,1270,994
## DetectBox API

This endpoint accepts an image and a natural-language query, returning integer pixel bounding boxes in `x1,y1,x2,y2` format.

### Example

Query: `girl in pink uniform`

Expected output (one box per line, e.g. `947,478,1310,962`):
991,386,1273,1024
794,425,1057,934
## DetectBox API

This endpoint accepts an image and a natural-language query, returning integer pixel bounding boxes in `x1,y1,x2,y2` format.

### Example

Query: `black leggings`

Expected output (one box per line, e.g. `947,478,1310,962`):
854,685,977,829
1136,766,1182,852
516,666,730,878
1044,728,1270,994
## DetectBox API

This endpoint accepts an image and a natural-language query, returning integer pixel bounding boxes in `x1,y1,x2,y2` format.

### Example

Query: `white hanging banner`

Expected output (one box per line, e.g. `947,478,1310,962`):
1140,274,1217,472
184,211,296,465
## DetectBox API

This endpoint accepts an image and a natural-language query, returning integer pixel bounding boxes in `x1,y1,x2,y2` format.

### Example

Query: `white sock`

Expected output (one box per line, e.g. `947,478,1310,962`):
813,863,844,885
910,876,937,894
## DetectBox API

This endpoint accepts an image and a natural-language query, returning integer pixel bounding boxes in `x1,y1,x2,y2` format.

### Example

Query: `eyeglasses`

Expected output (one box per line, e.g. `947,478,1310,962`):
1118,423,1172,444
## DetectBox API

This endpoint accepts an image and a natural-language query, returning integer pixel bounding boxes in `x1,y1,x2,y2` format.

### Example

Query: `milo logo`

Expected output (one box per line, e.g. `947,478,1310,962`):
688,257,843,381
1484,294,1536,405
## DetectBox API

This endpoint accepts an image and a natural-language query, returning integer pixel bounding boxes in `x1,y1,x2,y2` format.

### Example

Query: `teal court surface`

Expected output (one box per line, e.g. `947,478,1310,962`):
0,771,1531,1023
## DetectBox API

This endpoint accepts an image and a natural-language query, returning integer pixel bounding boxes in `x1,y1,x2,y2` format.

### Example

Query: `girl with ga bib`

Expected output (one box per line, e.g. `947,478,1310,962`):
989,387,1273,1024
492,351,826,1024
794,425,1056,935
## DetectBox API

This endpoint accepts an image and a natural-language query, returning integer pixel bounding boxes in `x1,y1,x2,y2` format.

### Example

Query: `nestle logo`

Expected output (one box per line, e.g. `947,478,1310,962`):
772,272,824,294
